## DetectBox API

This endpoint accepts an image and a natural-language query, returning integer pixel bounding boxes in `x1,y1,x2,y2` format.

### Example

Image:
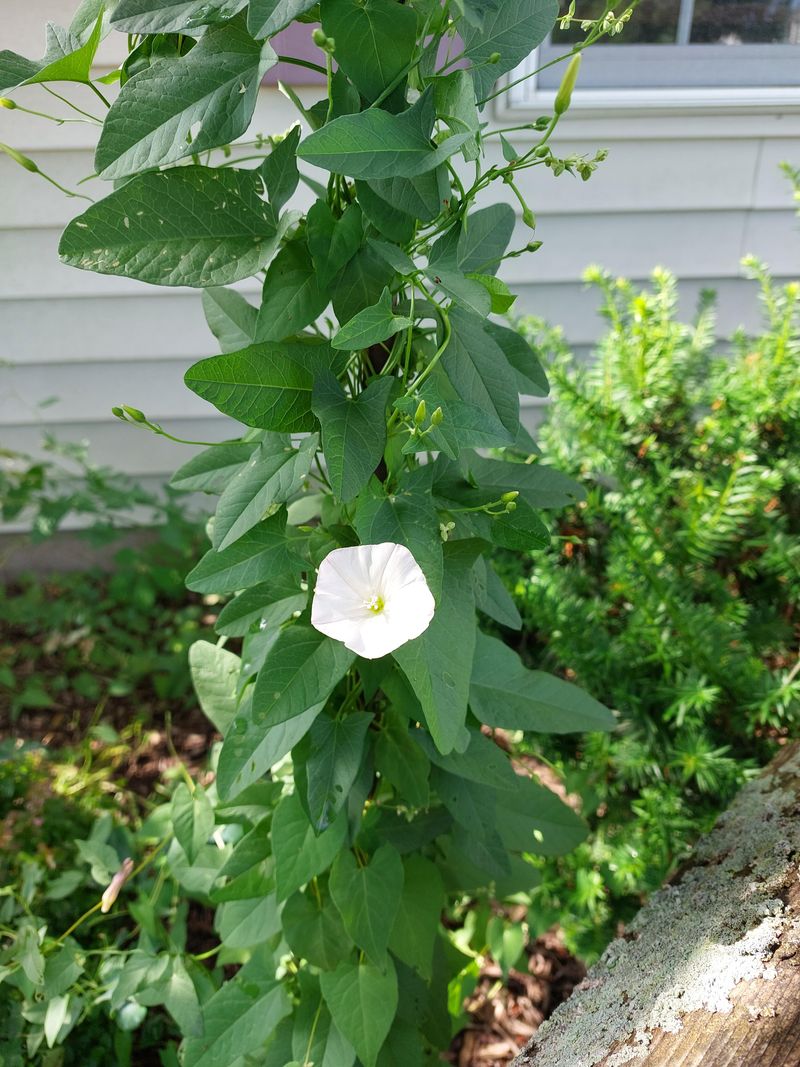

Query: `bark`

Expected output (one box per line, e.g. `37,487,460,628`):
514,741,800,1067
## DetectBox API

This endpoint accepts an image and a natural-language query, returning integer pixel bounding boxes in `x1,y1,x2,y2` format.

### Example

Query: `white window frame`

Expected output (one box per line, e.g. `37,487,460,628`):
501,42,800,119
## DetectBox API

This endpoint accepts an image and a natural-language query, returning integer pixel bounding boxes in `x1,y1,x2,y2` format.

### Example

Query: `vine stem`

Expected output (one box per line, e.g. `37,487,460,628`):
51,837,170,948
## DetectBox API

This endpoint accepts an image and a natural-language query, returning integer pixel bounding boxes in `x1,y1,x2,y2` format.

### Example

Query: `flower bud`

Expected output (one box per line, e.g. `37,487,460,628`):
0,142,38,173
501,491,519,503
430,407,444,426
0,98,16,109
522,207,536,229
554,54,581,116
414,400,427,426
122,405,147,423
505,500,517,512
312,27,327,46
488,52,501,64
100,857,134,913
111,406,125,419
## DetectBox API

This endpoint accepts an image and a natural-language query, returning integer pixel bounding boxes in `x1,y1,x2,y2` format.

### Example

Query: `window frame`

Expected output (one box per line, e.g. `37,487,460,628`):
501,42,800,118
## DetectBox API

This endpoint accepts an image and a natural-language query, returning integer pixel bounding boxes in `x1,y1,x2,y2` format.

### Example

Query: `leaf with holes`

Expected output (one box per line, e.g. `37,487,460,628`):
95,18,276,179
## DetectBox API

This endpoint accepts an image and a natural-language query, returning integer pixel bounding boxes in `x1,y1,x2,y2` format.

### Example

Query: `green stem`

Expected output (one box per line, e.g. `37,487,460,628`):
41,85,102,123
277,54,327,75
87,81,111,109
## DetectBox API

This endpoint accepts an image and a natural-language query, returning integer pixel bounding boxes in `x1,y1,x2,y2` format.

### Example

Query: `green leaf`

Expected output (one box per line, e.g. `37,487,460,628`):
333,288,413,352
171,441,256,494
437,309,519,442
251,623,355,730
393,542,478,754
465,455,585,509
181,975,290,1067
249,0,319,38
272,792,348,900
297,91,469,180
320,958,398,1067
256,241,329,342
320,0,417,103
307,201,364,288
296,713,373,833
432,771,511,879
202,289,258,354
60,167,284,288
388,855,443,980
95,19,276,179
472,557,522,630
44,994,70,1048
186,512,301,595
463,0,559,100
282,887,354,970
374,709,431,808
354,474,443,599
331,244,395,325
424,267,491,317
396,392,504,458
489,498,550,552
217,698,324,800
160,957,203,1039
259,124,301,214
357,184,415,243
416,727,519,791
185,339,337,431
433,70,480,161
494,774,587,856
291,978,357,1067
312,374,394,503
218,819,272,880
0,14,103,95
189,639,242,733
329,844,404,964
111,0,247,33
215,577,307,638
172,783,215,863
213,434,317,550
15,925,45,986
366,169,448,222
485,321,549,397
468,273,516,313
366,239,416,278
429,204,515,276
471,631,615,732
216,890,281,948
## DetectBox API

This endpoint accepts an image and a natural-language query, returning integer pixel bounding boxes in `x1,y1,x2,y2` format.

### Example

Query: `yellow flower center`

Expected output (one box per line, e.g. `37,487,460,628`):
366,594,385,614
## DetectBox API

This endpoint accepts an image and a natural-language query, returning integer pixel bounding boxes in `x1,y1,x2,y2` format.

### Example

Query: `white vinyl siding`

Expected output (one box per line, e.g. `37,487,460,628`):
2,3,800,537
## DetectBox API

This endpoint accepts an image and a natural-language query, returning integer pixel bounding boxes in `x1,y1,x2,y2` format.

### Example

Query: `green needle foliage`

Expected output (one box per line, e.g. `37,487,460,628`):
504,261,800,960
0,0,635,1061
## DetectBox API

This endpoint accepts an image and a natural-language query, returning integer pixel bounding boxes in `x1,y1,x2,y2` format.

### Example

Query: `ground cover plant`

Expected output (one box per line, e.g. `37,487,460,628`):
0,0,637,1062
506,261,800,959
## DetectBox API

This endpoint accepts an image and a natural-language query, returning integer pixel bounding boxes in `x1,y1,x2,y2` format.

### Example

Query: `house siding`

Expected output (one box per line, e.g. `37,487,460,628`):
2,4,799,534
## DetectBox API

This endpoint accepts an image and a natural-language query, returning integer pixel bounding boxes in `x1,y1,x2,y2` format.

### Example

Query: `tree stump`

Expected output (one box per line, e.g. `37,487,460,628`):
514,741,800,1067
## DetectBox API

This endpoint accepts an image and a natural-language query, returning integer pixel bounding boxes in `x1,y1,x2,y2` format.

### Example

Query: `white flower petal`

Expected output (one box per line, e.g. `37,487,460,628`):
311,542,435,659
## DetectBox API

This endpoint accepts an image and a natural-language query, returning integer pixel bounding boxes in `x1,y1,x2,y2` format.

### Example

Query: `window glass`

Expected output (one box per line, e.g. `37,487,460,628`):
554,0,680,43
690,0,799,43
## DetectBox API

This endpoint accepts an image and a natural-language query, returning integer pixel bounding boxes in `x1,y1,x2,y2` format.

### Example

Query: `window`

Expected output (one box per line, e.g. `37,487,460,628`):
507,0,800,109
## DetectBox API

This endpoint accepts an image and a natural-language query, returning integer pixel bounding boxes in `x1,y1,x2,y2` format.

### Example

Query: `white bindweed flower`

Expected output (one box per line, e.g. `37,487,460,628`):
311,542,435,659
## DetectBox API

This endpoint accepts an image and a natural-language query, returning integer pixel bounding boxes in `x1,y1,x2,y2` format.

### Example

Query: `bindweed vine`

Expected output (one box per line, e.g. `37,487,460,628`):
0,0,632,1061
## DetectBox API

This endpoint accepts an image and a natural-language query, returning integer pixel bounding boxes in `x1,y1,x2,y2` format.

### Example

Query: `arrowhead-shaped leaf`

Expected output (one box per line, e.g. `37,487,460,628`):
213,434,318,550
329,845,404,964
186,339,338,431
471,631,615,732
186,511,302,595
312,374,394,502
95,18,276,179
333,288,413,351
111,0,247,33
320,958,398,1067
272,792,347,900
60,167,284,288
